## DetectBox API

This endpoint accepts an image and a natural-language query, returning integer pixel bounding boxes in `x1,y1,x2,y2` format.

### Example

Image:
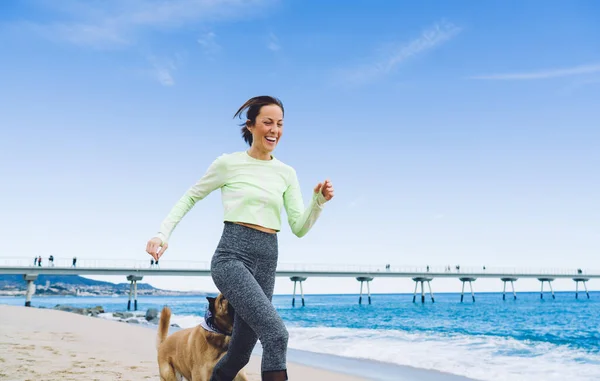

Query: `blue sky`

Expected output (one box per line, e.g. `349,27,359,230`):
1,0,599,295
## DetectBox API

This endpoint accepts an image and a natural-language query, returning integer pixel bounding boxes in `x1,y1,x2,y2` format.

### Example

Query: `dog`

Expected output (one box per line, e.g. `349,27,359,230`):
156,294,249,381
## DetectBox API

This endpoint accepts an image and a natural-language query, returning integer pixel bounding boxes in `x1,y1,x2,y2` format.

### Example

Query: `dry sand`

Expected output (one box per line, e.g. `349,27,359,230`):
0,304,366,380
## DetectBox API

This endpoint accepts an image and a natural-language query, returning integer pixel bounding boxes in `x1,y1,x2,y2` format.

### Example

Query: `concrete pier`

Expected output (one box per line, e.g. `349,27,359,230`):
23,274,38,307
460,277,476,302
412,277,434,303
126,275,143,311
356,277,373,305
290,276,307,307
538,278,555,299
2,259,598,306
573,278,590,299
501,277,518,300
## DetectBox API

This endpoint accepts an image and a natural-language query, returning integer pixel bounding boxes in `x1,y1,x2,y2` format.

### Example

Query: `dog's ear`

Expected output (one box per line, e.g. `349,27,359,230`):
206,296,216,311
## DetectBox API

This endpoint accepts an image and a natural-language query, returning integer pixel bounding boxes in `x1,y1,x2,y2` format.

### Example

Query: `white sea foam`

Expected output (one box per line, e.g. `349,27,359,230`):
97,312,121,321
286,326,600,381
169,314,203,329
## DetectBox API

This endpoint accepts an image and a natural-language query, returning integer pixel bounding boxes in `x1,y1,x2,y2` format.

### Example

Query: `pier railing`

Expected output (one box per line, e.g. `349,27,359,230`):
0,256,596,277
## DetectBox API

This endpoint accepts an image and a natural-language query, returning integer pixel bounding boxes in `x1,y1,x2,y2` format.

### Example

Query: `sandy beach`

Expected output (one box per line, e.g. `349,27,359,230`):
0,304,367,381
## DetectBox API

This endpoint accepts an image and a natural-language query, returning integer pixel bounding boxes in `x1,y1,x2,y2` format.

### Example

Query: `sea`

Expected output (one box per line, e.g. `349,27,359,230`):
2,291,599,381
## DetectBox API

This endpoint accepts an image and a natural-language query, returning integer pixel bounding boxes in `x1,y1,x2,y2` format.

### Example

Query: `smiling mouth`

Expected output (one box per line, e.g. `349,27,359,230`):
265,136,277,143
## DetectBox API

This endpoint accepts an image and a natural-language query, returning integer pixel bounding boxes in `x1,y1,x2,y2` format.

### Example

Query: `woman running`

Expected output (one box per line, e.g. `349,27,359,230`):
146,95,334,381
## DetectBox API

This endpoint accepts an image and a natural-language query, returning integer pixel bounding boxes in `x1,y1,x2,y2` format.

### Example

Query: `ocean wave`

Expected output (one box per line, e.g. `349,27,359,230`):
285,326,600,381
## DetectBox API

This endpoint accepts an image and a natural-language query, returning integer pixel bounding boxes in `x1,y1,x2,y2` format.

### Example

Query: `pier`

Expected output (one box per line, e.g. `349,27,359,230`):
1,257,597,308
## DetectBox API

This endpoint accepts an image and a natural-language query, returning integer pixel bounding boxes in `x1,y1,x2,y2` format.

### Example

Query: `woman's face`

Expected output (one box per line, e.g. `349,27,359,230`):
249,104,284,154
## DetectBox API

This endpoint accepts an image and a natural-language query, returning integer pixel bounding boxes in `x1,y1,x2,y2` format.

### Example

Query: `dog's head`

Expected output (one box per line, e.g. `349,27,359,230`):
206,294,235,335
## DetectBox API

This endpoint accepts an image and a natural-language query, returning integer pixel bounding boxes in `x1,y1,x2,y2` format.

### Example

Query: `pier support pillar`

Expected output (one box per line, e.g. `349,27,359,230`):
126,275,143,311
459,278,477,303
290,277,307,307
128,282,133,310
134,280,138,311
356,277,374,305
573,278,590,299
538,278,555,300
23,274,38,307
411,277,434,303
501,278,518,300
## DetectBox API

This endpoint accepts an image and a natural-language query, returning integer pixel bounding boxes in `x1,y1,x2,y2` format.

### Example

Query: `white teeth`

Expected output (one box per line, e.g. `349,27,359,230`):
265,137,276,142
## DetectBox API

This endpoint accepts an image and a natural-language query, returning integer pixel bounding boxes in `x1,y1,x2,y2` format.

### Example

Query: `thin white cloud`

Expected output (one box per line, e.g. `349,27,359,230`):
16,0,277,49
336,21,461,85
470,63,600,80
20,20,129,49
147,56,178,86
155,68,175,86
267,33,280,51
12,0,277,86
197,32,221,58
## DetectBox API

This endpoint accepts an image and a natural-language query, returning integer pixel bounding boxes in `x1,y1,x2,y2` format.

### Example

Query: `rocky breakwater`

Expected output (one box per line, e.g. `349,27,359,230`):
53,304,105,317
51,305,180,328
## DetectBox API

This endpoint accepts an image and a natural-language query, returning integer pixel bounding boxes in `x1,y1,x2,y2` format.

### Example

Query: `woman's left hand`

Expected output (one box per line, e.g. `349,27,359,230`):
314,179,334,202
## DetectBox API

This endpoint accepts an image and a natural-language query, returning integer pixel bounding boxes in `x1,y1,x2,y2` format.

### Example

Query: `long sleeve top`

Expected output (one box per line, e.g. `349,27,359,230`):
155,151,327,243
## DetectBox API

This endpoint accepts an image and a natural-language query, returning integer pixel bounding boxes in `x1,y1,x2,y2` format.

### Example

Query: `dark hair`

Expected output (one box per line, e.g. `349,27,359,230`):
233,96,284,146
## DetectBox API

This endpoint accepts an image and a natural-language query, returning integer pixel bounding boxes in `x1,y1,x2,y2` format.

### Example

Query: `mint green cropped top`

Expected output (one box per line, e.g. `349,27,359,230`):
155,151,327,243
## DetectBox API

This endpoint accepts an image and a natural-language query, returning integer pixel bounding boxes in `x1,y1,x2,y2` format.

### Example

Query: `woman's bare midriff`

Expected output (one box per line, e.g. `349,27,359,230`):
233,221,277,234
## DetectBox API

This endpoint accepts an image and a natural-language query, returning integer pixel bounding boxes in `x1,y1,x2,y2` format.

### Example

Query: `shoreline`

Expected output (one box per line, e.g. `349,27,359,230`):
264,347,479,381
0,303,482,381
0,304,367,381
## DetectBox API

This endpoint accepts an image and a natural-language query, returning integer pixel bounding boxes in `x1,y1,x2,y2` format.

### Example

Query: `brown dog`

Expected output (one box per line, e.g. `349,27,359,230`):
156,294,249,381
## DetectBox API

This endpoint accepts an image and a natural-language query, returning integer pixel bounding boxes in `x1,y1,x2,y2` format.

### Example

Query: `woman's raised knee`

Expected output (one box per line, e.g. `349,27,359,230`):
263,326,288,349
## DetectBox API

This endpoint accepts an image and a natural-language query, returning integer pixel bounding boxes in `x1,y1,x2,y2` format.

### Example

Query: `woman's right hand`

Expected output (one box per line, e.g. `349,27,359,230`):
146,237,168,261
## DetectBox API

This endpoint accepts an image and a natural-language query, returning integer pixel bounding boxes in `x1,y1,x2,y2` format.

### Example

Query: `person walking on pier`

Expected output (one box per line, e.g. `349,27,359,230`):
146,96,334,381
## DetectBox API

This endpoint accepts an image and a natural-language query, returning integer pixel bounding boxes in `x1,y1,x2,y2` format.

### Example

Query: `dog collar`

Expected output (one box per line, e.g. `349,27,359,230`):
200,307,231,336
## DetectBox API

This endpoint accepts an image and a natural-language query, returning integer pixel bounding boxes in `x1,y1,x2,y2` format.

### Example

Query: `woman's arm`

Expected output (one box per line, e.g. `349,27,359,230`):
156,156,227,244
283,168,327,238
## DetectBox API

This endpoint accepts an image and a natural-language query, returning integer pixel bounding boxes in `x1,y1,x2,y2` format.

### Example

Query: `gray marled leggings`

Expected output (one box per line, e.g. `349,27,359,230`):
210,222,288,380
